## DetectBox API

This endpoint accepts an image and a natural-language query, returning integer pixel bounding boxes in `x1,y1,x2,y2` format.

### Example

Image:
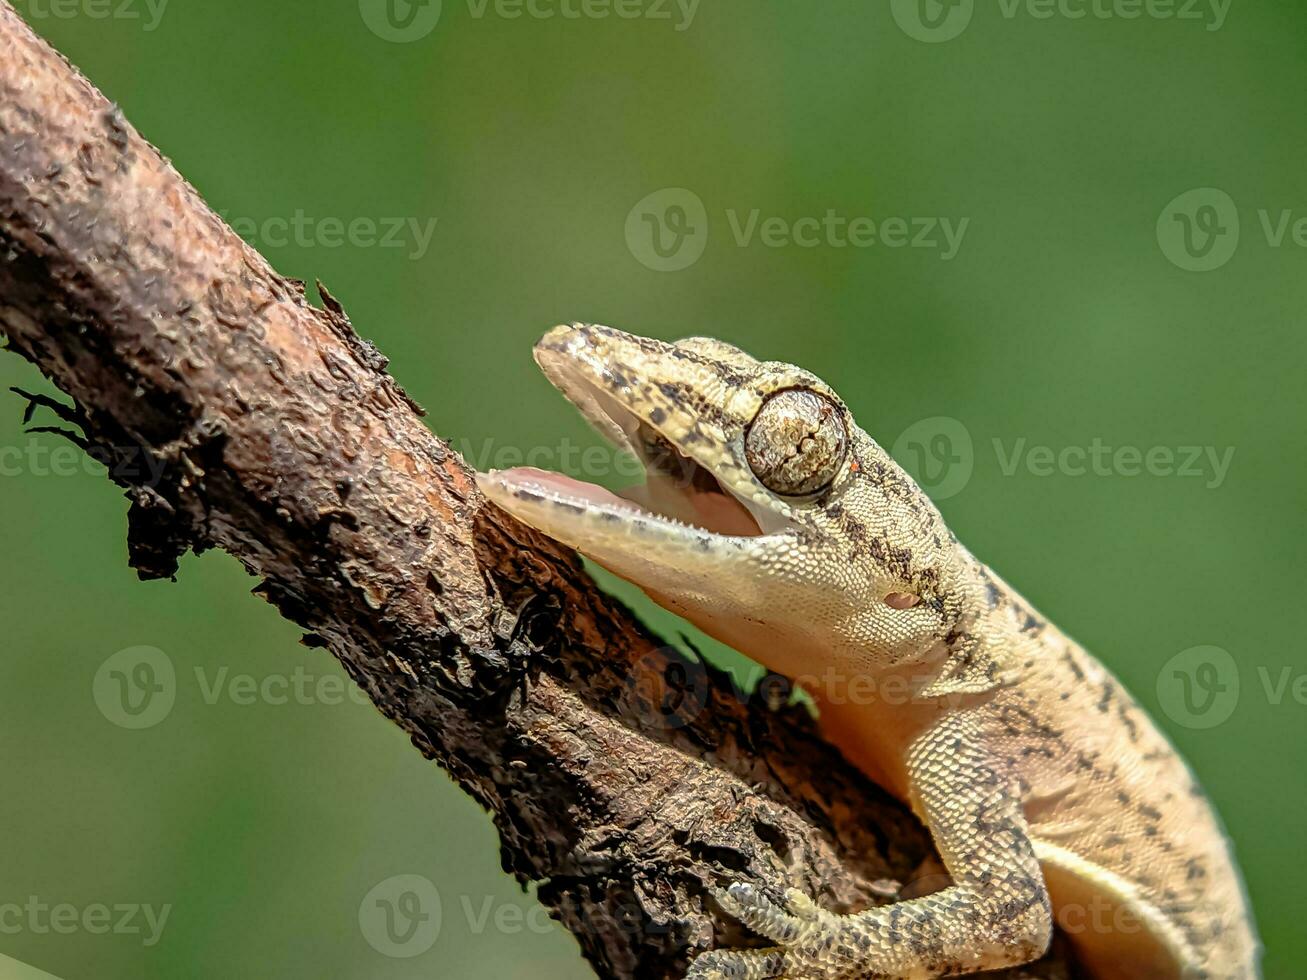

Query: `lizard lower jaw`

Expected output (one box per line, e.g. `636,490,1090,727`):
475,465,765,553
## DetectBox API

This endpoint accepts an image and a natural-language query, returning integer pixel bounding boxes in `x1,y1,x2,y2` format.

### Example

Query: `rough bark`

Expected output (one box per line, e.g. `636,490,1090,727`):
0,5,1075,978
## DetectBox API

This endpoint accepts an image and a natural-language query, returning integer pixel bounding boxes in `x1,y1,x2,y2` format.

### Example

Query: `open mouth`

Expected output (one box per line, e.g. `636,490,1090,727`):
476,340,769,544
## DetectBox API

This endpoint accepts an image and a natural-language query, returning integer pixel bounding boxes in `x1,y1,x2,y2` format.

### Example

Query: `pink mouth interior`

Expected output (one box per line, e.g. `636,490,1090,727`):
496,467,634,509
492,466,762,537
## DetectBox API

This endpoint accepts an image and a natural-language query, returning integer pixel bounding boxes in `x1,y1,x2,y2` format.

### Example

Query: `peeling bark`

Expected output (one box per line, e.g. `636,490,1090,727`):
0,5,1076,977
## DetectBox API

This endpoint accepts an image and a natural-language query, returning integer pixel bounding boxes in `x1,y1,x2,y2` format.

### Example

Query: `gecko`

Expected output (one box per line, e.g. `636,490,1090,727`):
476,324,1259,980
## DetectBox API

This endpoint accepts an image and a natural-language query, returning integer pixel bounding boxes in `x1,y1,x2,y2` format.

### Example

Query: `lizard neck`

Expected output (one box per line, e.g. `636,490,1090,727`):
810,553,1019,802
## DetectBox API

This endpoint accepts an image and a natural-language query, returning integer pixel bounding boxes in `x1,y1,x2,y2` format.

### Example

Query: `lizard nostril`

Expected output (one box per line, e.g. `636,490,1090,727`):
885,592,920,610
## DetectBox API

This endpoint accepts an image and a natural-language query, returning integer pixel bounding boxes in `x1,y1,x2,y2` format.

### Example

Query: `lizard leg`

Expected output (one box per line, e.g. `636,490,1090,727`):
688,712,1053,979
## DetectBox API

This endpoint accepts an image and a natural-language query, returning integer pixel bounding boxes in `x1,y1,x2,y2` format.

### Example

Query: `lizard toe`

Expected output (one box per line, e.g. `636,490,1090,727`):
781,888,824,923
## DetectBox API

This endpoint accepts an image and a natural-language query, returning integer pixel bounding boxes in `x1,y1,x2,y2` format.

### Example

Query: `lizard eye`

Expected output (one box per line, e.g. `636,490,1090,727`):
745,388,848,496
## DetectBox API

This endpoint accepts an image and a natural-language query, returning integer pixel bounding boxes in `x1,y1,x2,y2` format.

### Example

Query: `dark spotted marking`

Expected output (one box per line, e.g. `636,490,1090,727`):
1117,702,1140,742
603,366,634,390
1021,612,1045,634
1061,648,1086,682
1097,680,1116,713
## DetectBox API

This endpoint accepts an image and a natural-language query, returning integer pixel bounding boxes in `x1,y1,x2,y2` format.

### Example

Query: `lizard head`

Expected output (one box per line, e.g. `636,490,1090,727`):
477,324,984,685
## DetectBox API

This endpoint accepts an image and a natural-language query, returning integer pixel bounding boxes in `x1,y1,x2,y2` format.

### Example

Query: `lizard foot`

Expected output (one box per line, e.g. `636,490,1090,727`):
708,883,828,945
689,882,854,979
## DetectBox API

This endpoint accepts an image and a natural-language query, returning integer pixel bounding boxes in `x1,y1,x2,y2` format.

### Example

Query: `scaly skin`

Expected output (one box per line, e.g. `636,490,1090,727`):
477,324,1260,980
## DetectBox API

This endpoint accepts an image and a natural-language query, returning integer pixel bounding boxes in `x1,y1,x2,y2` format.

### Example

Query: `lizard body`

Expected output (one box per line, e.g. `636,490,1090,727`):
477,324,1259,979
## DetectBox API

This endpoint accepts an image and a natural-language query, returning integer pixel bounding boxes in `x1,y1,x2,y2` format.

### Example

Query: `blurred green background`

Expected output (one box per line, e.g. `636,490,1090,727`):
1,1,1303,977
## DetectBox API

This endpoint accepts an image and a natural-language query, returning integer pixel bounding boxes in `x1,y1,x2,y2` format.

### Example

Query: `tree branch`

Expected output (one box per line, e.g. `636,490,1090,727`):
0,6,1075,977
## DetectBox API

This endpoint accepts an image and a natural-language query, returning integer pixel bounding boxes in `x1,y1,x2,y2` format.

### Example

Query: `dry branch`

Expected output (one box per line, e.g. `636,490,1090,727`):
0,5,1074,977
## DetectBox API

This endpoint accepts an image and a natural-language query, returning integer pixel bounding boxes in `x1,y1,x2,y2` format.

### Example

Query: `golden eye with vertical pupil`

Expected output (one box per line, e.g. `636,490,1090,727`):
745,388,848,496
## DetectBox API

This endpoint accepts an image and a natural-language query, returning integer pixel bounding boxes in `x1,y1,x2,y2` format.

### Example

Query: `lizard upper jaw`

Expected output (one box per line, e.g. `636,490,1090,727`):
474,325,777,552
